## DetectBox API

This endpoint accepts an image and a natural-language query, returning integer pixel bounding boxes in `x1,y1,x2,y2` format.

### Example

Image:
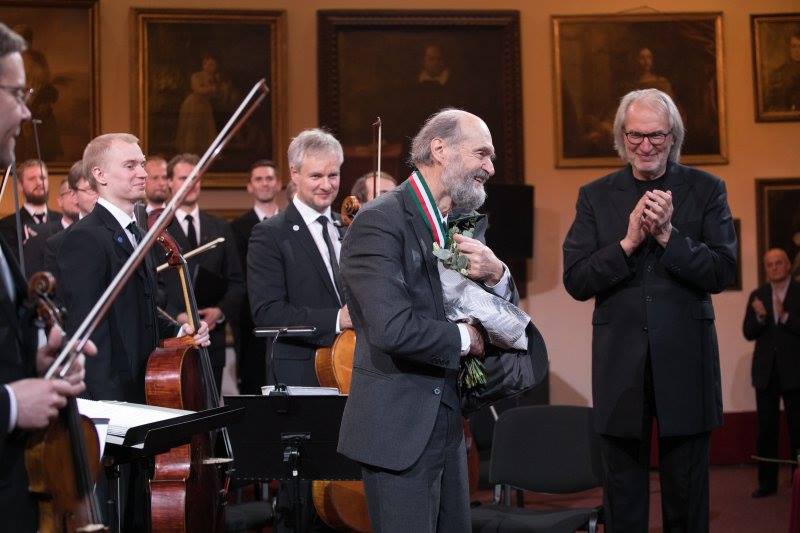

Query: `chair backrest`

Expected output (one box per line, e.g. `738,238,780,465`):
489,405,603,493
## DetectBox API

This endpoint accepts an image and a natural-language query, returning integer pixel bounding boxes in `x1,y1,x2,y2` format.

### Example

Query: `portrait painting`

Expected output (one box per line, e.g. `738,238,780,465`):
552,12,727,167
756,178,800,283
751,13,800,122
132,9,286,187
318,10,523,192
0,0,98,172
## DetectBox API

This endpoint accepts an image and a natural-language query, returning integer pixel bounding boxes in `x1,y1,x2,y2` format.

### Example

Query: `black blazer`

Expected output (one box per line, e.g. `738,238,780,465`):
0,208,62,260
57,203,173,401
0,235,39,531
337,181,490,471
22,220,62,279
159,211,244,368
247,202,343,383
744,280,800,392
563,162,737,438
231,209,261,273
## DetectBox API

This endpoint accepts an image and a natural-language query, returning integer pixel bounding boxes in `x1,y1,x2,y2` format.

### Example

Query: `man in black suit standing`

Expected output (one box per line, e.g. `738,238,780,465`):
58,136,210,403
231,158,281,393
744,248,800,497
563,89,737,532
0,22,93,532
248,130,353,388
21,176,76,276
0,158,61,260
338,109,506,532
161,153,244,391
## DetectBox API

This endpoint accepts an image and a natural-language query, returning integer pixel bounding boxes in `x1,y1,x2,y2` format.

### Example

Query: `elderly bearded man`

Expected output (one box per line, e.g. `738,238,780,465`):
338,109,518,532
563,89,737,532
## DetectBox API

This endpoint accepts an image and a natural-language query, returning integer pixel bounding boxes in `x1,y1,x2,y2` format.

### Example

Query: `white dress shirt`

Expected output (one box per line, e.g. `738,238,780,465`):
253,204,279,221
293,196,345,331
771,278,791,324
96,198,138,248
175,205,201,244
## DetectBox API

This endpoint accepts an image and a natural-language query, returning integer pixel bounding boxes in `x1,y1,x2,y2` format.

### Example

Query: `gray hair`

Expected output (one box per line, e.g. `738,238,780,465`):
287,129,343,170
409,108,467,167
613,89,685,163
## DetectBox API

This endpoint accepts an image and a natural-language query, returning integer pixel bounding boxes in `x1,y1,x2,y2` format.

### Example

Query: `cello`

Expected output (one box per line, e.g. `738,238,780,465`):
24,271,107,533
144,212,233,532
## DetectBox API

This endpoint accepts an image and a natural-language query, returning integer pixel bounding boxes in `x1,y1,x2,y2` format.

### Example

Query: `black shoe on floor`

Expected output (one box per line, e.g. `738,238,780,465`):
751,487,777,498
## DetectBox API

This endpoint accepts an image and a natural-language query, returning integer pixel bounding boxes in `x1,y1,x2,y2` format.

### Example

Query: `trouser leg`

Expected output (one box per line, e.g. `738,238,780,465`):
658,432,711,533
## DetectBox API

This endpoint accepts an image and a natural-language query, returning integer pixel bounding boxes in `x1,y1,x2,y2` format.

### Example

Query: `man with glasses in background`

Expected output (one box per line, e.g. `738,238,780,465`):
563,88,737,532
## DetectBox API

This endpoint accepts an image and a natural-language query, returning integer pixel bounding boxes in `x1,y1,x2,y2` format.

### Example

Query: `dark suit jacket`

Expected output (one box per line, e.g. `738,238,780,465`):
57,203,173,401
247,202,343,385
0,235,39,531
563,162,737,438
160,211,244,368
231,209,261,336
744,280,800,392
0,208,62,260
22,220,63,278
337,181,484,471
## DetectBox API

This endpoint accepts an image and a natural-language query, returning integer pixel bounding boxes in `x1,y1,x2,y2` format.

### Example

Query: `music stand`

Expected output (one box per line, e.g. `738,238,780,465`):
99,405,243,532
253,326,316,393
224,394,361,533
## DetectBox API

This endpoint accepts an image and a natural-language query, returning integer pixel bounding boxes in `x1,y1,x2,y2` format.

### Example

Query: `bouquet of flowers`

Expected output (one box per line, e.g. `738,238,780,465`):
433,217,530,392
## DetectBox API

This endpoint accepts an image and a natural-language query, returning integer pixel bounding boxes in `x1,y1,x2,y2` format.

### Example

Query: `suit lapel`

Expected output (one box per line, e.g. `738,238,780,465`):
609,167,639,229
662,163,691,227
286,203,340,304
400,181,445,318
0,237,24,343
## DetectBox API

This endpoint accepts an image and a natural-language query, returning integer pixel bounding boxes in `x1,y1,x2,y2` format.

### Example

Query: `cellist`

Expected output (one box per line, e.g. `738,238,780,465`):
0,22,95,532
55,133,210,529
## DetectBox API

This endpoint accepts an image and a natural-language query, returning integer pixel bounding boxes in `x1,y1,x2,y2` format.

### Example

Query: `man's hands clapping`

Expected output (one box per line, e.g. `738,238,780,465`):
620,189,674,255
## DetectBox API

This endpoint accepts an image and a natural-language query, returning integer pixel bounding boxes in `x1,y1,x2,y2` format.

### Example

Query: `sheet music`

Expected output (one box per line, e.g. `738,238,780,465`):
261,386,341,396
77,399,193,445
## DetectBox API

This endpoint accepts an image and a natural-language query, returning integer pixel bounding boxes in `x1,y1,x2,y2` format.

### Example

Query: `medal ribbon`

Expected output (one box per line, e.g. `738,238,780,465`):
407,170,448,248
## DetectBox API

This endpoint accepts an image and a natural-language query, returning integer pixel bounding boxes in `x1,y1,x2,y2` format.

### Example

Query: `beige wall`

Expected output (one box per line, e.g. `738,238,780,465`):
3,0,799,412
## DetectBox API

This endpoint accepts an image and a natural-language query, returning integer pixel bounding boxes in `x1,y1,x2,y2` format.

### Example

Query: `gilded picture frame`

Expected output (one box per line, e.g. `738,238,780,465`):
0,0,99,173
751,13,800,122
318,10,523,192
755,178,800,284
132,8,287,188
552,12,727,168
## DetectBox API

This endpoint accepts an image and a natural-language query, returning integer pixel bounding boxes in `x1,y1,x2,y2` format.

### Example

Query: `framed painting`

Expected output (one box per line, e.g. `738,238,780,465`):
0,0,99,172
751,13,800,122
318,10,523,192
132,8,287,188
552,12,727,167
755,178,800,283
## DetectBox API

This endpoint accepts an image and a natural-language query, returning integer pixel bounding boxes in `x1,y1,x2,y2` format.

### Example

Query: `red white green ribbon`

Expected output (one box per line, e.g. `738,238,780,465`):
407,170,448,248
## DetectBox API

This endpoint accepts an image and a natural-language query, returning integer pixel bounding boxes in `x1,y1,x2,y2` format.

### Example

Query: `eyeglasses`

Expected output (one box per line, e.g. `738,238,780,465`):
624,130,671,146
0,85,33,106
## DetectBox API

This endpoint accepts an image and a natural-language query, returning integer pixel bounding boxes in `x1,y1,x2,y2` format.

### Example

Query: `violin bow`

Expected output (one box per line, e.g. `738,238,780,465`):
372,117,382,199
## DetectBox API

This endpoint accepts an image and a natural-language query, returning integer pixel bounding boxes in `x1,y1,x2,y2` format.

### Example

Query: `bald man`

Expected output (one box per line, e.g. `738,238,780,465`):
744,248,800,497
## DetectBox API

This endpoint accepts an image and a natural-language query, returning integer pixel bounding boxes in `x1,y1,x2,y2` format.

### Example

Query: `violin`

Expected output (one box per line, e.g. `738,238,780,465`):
144,212,233,532
24,271,107,533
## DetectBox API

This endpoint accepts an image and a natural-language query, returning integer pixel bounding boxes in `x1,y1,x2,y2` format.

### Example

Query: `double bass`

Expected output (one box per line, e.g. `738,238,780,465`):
144,214,233,532
24,272,107,533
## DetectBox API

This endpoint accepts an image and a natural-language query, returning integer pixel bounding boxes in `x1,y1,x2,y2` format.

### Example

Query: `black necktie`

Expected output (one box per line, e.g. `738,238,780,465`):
33,213,45,225
184,214,198,250
317,215,342,299
126,221,143,245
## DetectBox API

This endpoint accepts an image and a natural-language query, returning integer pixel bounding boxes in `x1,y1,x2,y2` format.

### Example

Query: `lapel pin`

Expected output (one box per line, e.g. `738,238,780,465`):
292,224,300,231
116,235,124,244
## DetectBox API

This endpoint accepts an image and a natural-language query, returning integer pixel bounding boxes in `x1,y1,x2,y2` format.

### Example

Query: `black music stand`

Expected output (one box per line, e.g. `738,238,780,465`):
224,394,361,533
99,405,243,533
253,326,316,393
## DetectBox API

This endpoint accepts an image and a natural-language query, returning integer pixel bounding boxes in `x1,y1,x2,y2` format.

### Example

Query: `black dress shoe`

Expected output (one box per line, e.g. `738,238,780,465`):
751,487,777,498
